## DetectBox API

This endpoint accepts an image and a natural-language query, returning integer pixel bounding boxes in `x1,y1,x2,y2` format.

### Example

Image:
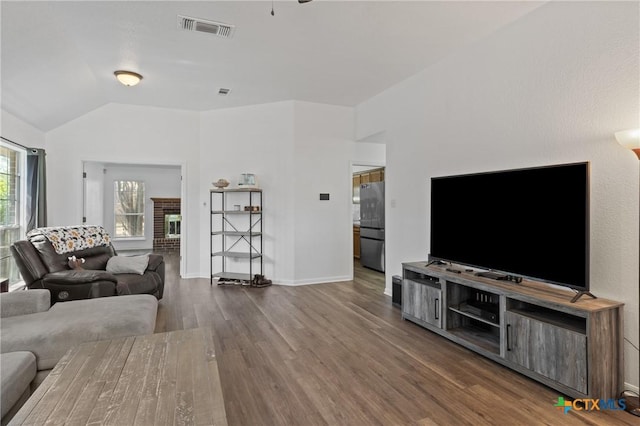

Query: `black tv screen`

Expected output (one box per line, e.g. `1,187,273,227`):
429,162,589,291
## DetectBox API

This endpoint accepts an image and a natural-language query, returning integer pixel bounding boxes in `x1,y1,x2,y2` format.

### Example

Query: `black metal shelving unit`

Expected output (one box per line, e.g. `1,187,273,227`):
210,188,263,285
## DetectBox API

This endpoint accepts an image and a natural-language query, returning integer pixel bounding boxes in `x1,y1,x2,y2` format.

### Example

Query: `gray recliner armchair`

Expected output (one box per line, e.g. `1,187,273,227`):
10,225,164,303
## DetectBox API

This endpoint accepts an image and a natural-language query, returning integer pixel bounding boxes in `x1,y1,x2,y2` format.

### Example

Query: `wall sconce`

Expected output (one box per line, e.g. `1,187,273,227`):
114,70,143,87
615,128,640,159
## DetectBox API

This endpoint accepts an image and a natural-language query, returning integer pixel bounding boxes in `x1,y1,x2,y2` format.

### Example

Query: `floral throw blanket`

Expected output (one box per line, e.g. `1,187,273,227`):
29,225,111,255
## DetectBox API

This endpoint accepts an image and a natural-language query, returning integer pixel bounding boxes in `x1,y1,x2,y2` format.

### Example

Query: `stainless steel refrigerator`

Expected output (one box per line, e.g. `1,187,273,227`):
359,182,385,272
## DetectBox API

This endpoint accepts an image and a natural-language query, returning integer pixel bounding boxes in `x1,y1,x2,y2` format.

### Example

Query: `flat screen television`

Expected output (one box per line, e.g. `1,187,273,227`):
429,162,589,291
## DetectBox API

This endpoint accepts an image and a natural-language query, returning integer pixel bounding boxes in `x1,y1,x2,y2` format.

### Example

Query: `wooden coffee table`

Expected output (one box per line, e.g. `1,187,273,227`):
9,328,227,425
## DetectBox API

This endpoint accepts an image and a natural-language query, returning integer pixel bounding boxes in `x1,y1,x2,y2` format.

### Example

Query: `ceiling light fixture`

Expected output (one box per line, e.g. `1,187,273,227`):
114,70,143,87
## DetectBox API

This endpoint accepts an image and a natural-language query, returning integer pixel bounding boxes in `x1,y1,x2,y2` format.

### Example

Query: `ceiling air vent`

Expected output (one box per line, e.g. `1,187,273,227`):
218,88,231,96
177,15,235,39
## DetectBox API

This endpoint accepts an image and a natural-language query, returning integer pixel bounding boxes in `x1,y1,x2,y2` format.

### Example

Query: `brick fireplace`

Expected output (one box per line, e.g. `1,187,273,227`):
151,197,181,251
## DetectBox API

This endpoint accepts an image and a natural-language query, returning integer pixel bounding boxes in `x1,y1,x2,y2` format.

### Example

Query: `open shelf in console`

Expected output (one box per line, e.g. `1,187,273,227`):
449,306,499,328
446,281,500,354
448,319,500,354
404,269,441,289
506,299,586,334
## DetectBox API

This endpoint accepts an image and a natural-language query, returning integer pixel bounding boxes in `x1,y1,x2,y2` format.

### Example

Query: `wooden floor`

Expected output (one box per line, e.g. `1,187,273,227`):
155,255,637,425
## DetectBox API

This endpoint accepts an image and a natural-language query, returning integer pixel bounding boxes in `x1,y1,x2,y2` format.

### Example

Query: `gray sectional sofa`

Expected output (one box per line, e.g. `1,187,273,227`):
0,289,158,425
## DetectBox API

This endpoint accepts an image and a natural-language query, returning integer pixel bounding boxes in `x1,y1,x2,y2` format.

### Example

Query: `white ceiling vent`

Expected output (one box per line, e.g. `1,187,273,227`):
177,15,235,39
218,88,231,96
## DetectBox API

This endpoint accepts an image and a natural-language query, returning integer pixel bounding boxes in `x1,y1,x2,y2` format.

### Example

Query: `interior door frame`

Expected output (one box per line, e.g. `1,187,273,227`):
350,160,386,282
81,159,188,277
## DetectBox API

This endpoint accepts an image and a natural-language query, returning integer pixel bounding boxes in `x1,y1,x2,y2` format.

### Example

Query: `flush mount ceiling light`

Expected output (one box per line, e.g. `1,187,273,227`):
114,70,143,87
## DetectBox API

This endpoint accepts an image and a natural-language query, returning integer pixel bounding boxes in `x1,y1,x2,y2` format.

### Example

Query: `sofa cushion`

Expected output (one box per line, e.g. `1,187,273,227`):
0,289,50,318
106,255,149,275
0,351,37,419
0,295,157,370
116,273,161,296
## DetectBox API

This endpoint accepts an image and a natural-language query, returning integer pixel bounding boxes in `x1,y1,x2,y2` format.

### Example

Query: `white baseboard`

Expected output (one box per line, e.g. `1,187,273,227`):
281,275,352,286
383,287,392,297
181,273,203,279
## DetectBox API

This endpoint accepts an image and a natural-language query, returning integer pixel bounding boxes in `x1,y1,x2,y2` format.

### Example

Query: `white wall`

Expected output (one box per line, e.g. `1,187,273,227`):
199,101,355,285
45,103,200,275
352,141,386,168
102,163,181,251
1,109,45,148
199,102,296,283
293,101,355,284
356,1,639,389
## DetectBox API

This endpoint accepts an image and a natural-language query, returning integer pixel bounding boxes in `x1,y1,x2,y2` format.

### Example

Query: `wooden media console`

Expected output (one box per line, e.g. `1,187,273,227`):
402,261,624,400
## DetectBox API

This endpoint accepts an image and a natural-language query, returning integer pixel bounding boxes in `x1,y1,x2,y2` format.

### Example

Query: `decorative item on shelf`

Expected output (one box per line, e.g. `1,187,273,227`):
213,178,230,189
244,205,260,212
237,173,258,188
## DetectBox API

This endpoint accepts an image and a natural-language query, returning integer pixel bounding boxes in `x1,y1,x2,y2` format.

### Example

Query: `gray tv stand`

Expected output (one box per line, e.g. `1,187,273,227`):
401,261,623,400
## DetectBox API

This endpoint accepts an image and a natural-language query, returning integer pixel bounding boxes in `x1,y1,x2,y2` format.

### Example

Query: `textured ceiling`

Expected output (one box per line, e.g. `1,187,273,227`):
1,1,544,131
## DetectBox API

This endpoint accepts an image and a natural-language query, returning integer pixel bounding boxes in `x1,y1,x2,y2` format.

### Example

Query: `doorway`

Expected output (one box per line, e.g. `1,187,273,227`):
351,164,385,284
82,161,186,276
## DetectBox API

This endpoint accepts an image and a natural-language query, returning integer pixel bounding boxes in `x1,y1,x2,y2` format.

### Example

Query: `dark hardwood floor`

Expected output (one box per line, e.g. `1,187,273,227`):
156,254,636,425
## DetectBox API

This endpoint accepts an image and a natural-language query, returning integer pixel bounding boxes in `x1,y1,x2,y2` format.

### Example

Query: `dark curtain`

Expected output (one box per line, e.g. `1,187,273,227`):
26,148,47,231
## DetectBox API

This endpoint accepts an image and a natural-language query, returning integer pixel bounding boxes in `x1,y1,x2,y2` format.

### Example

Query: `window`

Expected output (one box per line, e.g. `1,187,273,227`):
114,180,145,238
0,140,26,285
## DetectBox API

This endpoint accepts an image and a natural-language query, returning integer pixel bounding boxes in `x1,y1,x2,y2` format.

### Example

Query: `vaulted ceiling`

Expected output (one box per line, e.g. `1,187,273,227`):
1,1,544,131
